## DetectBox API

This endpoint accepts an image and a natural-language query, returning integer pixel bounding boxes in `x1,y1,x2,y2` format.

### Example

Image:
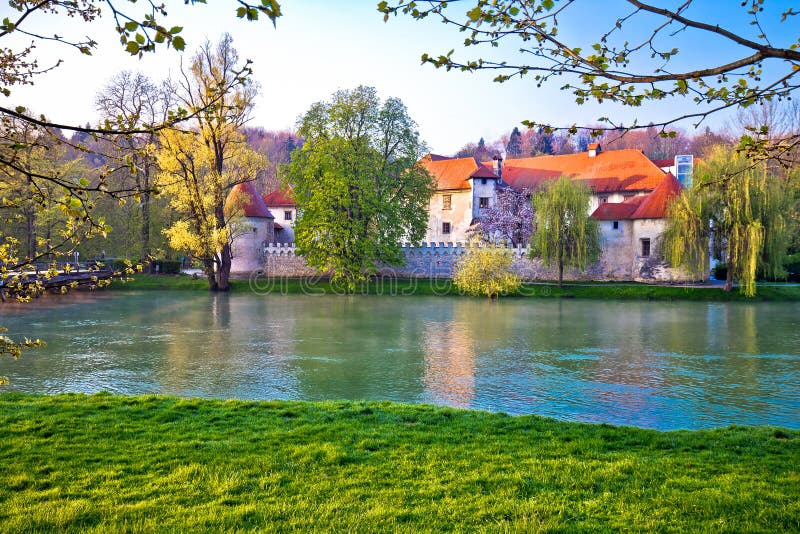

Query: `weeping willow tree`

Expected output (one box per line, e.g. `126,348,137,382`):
663,146,791,296
531,177,601,288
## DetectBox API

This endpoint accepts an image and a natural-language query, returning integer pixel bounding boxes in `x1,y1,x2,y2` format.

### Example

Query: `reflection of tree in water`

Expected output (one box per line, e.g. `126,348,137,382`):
162,294,308,398
286,296,426,401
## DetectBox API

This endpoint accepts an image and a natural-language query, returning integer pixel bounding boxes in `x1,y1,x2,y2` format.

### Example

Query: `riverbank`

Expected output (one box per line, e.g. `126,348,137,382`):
0,393,797,532
111,274,800,301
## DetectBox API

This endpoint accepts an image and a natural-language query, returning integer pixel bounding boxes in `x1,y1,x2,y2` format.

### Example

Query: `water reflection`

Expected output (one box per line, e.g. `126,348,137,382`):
422,320,476,408
1,291,799,430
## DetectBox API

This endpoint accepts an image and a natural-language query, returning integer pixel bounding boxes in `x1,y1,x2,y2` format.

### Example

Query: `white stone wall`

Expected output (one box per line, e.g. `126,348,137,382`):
272,207,296,243
469,178,498,220
426,190,474,243
253,240,701,282
230,217,274,274
598,219,636,279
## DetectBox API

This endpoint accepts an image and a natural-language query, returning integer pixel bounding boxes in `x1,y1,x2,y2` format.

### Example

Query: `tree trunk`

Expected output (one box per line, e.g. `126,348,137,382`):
25,206,35,261
724,260,734,292
141,162,151,261
217,242,232,292
204,258,218,291
558,260,564,289
25,173,35,261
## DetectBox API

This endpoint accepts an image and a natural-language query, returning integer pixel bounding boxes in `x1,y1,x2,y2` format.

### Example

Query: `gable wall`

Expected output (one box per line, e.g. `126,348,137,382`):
426,190,473,242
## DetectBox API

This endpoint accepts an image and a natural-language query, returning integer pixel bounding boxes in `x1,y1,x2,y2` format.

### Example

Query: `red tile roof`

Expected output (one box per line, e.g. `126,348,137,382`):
263,186,296,207
422,157,490,191
225,181,274,219
489,148,667,193
591,173,682,220
470,165,500,179
650,158,674,168
591,195,644,220
630,172,682,219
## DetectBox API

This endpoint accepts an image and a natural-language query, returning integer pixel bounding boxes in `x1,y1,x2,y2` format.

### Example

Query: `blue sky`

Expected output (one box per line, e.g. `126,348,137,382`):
4,1,798,155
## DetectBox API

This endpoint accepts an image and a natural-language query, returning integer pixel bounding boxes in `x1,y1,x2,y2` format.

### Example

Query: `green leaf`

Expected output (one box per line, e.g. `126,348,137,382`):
125,41,140,55
172,36,185,51
169,26,183,34
124,21,138,32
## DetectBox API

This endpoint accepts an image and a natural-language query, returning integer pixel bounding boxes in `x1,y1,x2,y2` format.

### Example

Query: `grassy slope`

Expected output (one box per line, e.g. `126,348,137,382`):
0,393,798,532
112,274,800,301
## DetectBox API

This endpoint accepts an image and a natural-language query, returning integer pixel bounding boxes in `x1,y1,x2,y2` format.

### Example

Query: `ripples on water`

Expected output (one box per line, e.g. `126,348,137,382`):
1,291,799,430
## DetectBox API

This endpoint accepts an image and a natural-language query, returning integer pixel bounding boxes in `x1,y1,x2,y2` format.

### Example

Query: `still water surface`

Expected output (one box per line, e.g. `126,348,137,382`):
1,291,798,430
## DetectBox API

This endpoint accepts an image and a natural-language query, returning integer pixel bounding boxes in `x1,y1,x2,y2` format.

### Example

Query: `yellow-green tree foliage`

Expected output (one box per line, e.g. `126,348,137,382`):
663,146,792,296
156,35,266,291
157,128,264,288
531,177,600,288
453,242,521,299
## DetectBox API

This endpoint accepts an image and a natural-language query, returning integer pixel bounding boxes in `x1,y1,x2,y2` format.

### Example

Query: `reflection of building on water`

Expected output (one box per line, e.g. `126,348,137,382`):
422,321,476,408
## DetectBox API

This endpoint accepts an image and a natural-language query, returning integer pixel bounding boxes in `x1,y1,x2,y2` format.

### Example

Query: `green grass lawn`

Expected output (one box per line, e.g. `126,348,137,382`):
0,393,797,532
112,274,800,301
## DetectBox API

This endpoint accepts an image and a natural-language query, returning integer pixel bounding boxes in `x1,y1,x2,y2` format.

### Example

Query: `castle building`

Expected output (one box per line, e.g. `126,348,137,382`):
226,144,698,281
225,181,275,275
420,144,687,278
263,187,297,244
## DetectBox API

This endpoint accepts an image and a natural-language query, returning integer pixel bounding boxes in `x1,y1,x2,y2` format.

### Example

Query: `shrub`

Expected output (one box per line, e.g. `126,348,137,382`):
112,259,133,271
453,242,521,299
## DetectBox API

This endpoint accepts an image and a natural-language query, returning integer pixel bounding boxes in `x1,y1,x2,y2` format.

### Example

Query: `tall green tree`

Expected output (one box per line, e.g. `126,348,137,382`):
286,86,434,289
663,146,792,296
531,177,600,288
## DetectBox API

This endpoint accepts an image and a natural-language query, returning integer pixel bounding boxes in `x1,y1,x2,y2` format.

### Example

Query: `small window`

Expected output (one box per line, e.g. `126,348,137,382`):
284,210,293,221
612,221,619,230
623,193,635,199
641,238,651,257
479,197,489,209
442,194,452,210
442,222,451,234
600,196,609,204
481,178,488,185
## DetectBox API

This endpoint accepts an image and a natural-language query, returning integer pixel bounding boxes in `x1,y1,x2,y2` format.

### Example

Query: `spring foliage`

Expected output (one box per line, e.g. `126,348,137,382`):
156,36,266,291
531,177,600,287
286,86,434,290
453,241,521,299
663,146,792,296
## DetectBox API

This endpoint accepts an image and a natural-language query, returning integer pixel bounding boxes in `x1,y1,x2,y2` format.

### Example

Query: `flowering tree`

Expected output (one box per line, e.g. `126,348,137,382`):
476,187,533,246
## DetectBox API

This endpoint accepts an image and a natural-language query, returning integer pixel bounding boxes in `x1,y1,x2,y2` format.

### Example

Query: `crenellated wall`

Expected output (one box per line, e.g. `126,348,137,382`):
256,242,700,282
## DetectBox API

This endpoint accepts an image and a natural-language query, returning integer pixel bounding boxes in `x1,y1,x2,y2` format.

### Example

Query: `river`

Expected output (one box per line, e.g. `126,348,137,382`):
1,290,798,430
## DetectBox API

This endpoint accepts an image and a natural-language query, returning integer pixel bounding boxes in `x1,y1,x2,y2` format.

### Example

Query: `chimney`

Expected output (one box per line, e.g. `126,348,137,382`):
492,153,503,178
588,142,601,157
